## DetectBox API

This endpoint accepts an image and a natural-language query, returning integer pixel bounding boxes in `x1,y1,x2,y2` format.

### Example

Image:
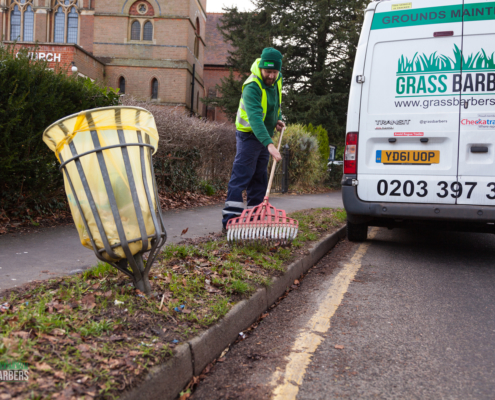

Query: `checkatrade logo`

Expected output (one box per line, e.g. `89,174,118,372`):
461,118,495,125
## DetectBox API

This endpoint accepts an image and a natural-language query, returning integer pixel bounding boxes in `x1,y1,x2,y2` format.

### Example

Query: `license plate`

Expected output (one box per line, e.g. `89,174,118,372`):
376,150,440,164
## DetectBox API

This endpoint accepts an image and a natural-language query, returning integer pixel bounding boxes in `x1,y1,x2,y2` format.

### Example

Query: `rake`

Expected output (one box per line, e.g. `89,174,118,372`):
226,127,299,246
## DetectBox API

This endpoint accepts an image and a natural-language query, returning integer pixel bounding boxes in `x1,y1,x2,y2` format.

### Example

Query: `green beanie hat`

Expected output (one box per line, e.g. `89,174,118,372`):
258,47,283,72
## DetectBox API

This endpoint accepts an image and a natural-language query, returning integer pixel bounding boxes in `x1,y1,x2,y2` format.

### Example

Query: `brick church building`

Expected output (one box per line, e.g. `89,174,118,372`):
0,0,208,115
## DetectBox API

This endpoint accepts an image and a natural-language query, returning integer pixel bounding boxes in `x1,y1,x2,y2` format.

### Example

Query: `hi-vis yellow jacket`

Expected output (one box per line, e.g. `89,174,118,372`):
235,58,283,133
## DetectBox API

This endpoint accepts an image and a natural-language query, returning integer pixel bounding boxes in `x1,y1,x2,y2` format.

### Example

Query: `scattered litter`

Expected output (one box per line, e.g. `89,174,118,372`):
24,252,28,254
172,339,179,344
140,342,153,347
180,305,185,309
0,303,10,313
114,300,124,306
174,307,181,313
152,339,158,343
137,294,145,298
239,332,246,339
124,308,128,312
25,302,29,306
11,279,16,281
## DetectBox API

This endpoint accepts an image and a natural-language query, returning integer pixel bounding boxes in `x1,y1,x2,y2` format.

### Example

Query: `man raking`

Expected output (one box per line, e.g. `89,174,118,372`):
222,48,298,244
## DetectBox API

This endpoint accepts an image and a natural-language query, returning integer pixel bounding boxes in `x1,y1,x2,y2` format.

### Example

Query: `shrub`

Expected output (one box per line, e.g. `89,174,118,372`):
0,45,120,221
273,124,327,188
306,123,330,161
121,97,237,194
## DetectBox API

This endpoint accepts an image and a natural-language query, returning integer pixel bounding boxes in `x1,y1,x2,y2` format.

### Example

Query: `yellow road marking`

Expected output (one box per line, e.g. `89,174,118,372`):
271,228,378,399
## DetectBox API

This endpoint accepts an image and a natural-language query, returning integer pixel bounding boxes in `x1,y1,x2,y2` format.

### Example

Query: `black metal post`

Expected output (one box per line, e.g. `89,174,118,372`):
190,64,196,117
282,144,290,194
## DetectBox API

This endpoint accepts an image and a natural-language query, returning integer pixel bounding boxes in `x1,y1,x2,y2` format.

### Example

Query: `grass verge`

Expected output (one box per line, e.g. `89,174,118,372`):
0,208,345,399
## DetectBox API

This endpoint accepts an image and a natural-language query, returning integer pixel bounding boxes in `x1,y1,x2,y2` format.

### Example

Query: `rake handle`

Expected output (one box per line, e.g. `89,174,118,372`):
266,127,286,199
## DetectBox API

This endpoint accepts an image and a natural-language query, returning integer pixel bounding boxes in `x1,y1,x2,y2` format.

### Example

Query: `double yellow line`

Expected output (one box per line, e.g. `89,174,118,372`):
271,228,378,399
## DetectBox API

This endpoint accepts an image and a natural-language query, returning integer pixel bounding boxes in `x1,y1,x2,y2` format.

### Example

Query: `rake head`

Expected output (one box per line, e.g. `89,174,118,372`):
226,197,299,246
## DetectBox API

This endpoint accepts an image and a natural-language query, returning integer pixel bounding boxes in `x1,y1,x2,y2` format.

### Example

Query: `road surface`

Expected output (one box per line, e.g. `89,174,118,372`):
191,227,495,399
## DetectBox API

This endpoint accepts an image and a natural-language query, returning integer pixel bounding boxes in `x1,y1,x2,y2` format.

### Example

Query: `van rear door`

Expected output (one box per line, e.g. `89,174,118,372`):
457,0,495,206
357,0,463,205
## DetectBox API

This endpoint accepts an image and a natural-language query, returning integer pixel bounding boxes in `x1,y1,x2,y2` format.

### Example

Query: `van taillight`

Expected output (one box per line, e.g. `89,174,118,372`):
344,132,358,174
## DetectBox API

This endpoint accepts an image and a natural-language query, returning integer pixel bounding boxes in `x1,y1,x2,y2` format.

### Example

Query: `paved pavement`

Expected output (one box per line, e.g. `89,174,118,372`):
191,227,495,399
0,192,343,292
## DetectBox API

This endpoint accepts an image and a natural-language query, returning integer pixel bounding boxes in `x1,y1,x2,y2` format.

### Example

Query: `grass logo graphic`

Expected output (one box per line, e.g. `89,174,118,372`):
395,46,495,98
398,45,495,74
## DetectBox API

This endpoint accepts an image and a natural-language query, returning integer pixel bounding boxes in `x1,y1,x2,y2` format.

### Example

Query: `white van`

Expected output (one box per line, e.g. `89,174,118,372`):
343,0,495,241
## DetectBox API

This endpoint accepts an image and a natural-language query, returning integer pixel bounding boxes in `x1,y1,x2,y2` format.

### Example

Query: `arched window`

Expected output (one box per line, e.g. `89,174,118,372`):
9,1,39,42
131,20,141,40
52,1,80,44
67,7,78,44
10,5,21,41
54,7,65,42
119,77,126,94
194,18,200,58
143,21,153,41
23,6,34,42
151,78,158,99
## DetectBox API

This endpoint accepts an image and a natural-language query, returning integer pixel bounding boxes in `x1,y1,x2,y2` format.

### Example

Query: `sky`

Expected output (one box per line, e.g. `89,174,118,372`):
206,0,256,13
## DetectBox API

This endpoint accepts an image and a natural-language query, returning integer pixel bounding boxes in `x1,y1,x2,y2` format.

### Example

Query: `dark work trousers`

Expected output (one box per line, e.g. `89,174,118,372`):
222,130,270,228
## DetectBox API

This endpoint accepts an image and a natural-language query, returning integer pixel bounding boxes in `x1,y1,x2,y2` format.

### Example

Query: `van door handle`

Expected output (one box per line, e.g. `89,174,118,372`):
471,146,488,153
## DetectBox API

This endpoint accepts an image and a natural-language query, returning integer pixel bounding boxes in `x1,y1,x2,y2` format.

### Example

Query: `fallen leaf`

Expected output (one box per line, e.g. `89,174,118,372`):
181,227,189,236
11,331,30,340
39,333,59,343
36,362,53,371
51,328,65,336
294,280,300,285
109,335,124,342
54,370,66,380
81,294,96,309
205,285,220,293
182,278,187,286
77,344,90,352
335,345,344,350
2,337,18,349
92,283,100,290
103,290,113,298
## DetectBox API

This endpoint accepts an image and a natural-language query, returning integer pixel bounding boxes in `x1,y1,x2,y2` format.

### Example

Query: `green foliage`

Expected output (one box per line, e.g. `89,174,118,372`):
200,181,216,196
83,262,116,280
214,0,367,147
154,148,201,193
274,124,326,187
306,123,330,161
0,45,120,220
